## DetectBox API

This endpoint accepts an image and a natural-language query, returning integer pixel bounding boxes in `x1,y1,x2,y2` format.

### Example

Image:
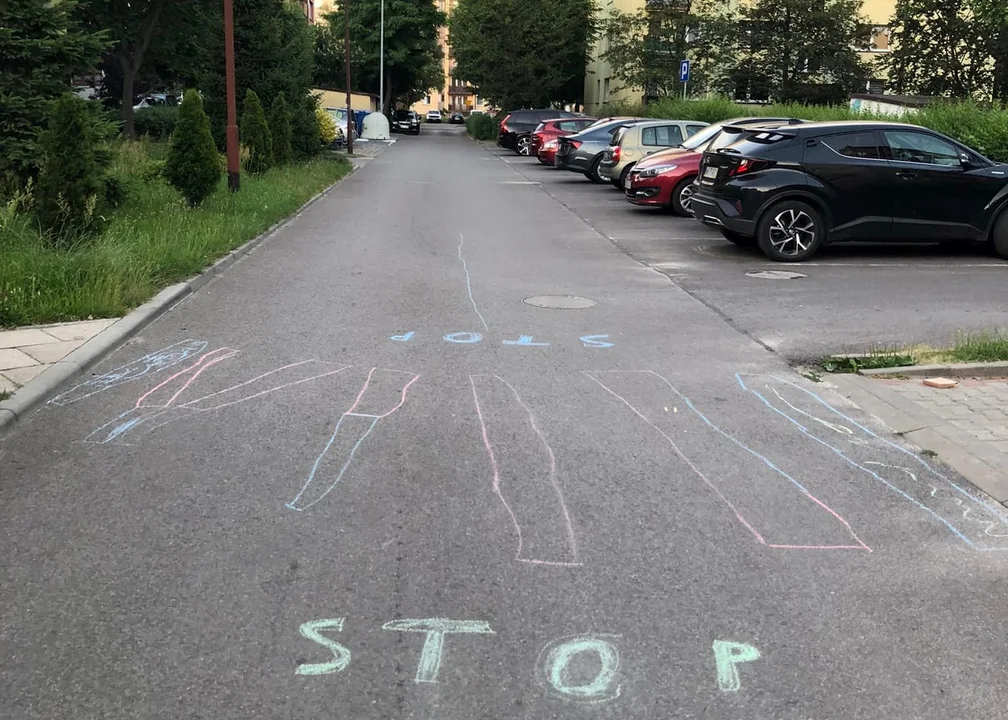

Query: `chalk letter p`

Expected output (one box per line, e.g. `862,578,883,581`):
712,639,760,692
382,618,495,683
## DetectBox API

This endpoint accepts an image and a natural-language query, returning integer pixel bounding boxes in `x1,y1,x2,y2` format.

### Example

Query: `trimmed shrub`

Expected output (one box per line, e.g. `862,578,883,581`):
316,106,337,146
292,95,322,158
270,92,293,165
465,113,498,140
34,94,109,243
165,89,221,206
240,89,272,174
133,105,179,140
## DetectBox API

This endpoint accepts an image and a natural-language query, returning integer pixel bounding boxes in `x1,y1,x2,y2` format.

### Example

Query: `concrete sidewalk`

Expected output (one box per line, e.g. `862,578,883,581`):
0,319,119,395
830,372,1008,505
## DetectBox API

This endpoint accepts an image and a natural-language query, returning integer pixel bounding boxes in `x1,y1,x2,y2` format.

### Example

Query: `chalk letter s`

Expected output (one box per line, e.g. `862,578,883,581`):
296,619,352,676
390,331,415,342
382,618,495,683
535,634,621,703
712,640,760,692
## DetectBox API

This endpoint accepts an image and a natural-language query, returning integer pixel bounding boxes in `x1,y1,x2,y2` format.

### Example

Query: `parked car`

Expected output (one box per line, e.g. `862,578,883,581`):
449,111,465,124
426,109,442,123
599,120,709,188
690,120,1008,262
391,109,421,135
532,117,598,165
498,109,580,155
554,117,649,182
327,107,357,143
625,117,805,215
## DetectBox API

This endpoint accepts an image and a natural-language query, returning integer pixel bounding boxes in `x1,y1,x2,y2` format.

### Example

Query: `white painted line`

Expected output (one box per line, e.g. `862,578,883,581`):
498,180,540,185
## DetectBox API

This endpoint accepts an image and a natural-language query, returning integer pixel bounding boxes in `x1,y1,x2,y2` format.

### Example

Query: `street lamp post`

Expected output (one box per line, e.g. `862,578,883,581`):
379,0,384,114
344,0,354,155
223,0,240,190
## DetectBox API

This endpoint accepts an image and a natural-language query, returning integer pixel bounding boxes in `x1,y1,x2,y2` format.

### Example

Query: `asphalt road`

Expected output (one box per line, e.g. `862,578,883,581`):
2,123,1007,719
503,147,1008,358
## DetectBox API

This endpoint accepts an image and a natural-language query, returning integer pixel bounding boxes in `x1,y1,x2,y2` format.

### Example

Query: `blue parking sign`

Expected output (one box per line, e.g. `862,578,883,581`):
680,59,690,83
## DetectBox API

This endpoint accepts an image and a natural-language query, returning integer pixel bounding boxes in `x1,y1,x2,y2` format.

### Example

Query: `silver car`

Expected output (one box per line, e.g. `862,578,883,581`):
554,117,648,183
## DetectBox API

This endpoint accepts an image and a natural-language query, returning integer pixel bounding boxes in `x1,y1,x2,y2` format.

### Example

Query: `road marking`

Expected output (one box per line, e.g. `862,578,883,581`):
498,180,540,185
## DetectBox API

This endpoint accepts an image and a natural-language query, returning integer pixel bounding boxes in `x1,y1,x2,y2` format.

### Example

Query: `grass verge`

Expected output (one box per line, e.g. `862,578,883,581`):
820,329,1008,373
0,390,11,402
1,140,352,327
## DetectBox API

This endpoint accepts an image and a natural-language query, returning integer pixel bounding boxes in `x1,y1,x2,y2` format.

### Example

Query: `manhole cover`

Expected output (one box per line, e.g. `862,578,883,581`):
746,270,807,280
523,295,597,309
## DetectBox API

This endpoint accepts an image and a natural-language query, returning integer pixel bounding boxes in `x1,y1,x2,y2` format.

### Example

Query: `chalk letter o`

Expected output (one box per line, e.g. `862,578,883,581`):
535,634,621,703
444,332,482,344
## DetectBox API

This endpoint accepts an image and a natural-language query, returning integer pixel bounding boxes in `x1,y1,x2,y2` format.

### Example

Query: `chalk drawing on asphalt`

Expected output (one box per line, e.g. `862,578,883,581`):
84,349,350,444
585,370,870,552
534,633,622,704
85,347,239,444
740,373,1008,550
51,339,208,406
381,618,495,684
457,232,490,332
286,367,419,511
469,374,581,567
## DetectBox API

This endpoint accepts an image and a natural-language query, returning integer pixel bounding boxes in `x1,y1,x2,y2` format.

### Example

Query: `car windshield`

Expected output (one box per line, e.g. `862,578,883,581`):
395,111,412,119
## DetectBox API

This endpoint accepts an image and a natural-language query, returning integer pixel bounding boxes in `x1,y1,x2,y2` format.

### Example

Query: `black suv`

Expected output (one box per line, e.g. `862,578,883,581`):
690,121,1008,262
499,109,580,156
391,110,420,135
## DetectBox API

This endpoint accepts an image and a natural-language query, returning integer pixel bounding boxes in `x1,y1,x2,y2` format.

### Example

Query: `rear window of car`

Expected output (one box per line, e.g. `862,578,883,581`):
686,124,707,137
642,125,683,147
610,127,628,146
557,120,583,132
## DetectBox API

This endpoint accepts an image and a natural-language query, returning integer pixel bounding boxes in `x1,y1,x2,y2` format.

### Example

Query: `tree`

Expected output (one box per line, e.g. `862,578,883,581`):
883,0,997,99
34,95,109,242
0,0,108,183
270,93,293,165
240,90,272,174
600,0,731,100
725,0,870,103
450,0,598,111
202,0,319,158
165,89,221,206
314,0,445,114
77,0,214,139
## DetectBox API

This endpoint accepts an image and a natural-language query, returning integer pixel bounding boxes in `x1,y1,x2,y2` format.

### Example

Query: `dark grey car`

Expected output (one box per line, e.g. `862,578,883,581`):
554,117,649,183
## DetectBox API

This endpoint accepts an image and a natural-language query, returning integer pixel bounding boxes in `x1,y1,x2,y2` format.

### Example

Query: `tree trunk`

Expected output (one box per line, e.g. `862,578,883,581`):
121,55,137,140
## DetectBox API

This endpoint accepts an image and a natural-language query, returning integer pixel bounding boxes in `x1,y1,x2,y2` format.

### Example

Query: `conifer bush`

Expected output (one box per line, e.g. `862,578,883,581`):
240,90,272,174
164,89,221,206
270,92,293,165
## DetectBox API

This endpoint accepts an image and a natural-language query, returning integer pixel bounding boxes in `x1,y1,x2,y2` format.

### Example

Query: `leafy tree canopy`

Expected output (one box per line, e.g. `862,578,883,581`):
315,0,445,113
449,0,598,111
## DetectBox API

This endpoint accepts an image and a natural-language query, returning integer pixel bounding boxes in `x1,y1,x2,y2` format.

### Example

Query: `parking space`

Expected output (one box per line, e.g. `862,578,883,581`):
490,148,1008,358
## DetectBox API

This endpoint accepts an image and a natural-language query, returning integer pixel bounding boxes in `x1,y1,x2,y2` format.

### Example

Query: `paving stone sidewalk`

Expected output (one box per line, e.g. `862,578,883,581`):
830,373,1008,505
0,319,119,395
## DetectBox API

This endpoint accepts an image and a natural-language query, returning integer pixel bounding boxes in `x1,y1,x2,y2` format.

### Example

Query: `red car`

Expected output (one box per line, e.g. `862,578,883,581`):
532,117,597,165
625,117,807,215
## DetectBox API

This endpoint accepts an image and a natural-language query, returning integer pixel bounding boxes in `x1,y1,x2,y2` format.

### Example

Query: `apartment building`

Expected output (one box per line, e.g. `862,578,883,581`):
410,0,491,115
583,0,898,110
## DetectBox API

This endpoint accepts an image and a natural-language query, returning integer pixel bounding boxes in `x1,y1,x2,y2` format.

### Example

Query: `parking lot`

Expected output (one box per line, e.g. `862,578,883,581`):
482,142,1008,358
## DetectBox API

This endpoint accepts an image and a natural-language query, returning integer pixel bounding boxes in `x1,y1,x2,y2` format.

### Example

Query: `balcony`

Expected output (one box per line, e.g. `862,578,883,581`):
448,84,474,96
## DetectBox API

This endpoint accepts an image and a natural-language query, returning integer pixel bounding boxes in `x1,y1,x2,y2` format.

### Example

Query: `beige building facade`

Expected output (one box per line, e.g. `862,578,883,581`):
583,0,899,110
410,0,491,115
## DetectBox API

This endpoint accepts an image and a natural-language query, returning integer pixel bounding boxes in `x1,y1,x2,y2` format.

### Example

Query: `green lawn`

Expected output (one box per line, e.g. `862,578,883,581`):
0,141,351,327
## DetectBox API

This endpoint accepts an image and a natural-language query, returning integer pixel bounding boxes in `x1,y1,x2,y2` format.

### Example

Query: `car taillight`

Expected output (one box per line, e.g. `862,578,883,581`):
729,158,772,176
499,114,511,132
569,140,582,150
611,146,621,163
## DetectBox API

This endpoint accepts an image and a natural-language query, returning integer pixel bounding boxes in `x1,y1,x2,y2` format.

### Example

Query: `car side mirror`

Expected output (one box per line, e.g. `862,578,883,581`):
959,153,972,169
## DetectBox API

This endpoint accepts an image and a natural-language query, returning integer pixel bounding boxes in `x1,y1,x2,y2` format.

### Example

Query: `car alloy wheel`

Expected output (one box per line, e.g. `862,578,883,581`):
589,156,605,183
993,209,1008,260
756,200,823,262
517,136,531,156
671,177,695,217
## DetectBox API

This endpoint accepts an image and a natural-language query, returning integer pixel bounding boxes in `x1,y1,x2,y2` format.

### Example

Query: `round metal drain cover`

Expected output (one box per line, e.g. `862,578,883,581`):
523,295,597,309
746,270,807,280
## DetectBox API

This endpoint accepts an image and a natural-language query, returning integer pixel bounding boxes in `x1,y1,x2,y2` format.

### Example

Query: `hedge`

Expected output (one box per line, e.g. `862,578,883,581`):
465,113,499,141
596,97,1008,163
133,105,180,140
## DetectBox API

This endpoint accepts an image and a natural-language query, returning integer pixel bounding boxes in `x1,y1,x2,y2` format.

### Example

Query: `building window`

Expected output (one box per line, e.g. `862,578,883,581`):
603,77,610,101
425,95,431,104
596,79,601,100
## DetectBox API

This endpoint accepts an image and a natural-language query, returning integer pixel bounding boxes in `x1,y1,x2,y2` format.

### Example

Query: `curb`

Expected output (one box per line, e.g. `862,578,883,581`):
860,361,1008,378
827,374,1008,505
0,167,354,436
